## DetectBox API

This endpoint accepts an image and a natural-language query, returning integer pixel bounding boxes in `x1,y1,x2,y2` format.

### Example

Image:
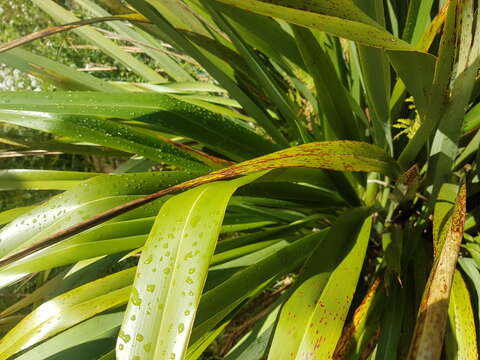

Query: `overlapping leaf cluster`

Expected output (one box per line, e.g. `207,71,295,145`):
0,0,479,359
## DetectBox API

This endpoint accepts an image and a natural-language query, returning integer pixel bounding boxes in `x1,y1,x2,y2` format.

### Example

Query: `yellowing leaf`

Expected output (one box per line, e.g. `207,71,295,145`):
408,184,466,359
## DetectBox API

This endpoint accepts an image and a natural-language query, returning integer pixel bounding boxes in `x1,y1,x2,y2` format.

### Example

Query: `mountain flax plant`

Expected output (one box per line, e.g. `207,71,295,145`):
0,0,479,359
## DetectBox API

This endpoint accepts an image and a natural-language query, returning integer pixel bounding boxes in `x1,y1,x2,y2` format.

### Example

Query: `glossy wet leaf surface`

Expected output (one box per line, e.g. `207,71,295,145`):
118,172,265,360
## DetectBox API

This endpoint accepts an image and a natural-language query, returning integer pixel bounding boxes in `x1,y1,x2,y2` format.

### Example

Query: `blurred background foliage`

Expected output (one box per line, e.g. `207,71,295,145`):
0,0,139,214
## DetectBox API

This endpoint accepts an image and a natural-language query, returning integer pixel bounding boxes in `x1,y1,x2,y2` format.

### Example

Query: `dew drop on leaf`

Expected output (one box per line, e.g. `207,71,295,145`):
131,287,142,306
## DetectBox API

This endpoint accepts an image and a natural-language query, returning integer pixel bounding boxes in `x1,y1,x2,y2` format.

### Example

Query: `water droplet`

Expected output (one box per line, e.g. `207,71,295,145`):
119,330,131,343
144,254,153,264
178,323,185,333
190,216,200,228
131,288,142,306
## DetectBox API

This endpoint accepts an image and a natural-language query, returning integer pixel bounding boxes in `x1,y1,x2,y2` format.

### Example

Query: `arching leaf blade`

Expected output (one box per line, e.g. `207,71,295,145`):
0,109,209,171
0,268,135,359
213,0,418,51
0,48,122,92
117,172,266,360
0,171,199,259
268,211,372,359
0,169,98,191
0,91,279,160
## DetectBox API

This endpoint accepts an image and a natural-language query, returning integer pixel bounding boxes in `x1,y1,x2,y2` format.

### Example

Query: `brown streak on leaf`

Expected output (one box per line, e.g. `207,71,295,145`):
333,277,381,359
408,184,466,360
0,141,396,268
0,16,149,53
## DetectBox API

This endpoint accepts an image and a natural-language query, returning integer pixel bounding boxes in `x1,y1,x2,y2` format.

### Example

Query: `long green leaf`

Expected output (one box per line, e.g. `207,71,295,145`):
0,109,208,171
0,15,149,54
0,91,279,160
192,232,325,344
0,268,135,359
459,257,480,326
213,0,420,51
0,171,198,259
0,205,36,227
402,0,435,44
14,312,123,360
268,210,372,359
426,0,480,201
174,141,401,190
127,0,289,146
0,48,122,92
0,141,398,274
210,1,306,74
445,270,478,360
117,172,265,360
293,26,361,141
206,2,307,143
30,0,165,83
398,0,459,169
353,0,392,151
375,281,404,360
76,0,194,82
0,170,97,191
